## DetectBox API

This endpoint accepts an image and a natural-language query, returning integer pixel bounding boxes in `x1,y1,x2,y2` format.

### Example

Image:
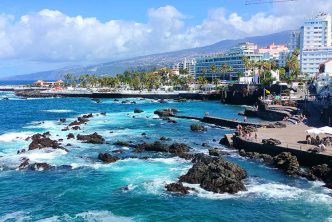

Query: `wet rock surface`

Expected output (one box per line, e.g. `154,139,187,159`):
134,108,144,113
273,152,300,176
98,153,120,163
154,108,178,117
77,133,105,144
190,124,207,132
168,143,189,155
28,132,63,150
165,182,193,194
307,164,332,188
179,154,247,194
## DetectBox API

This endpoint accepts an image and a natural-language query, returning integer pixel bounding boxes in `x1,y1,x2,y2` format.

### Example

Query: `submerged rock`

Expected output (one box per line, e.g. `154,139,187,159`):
77,133,105,144
113,141,134,147
165,182,193,195
190,124,207,132
98,153,120,163
179,154,247,194
134,108,144,113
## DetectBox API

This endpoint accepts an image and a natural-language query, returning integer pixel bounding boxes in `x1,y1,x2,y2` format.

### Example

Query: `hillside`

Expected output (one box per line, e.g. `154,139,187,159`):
3,30,291,80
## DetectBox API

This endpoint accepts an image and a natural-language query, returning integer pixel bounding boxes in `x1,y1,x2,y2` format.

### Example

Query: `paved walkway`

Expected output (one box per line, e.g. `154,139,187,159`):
254,122,332,156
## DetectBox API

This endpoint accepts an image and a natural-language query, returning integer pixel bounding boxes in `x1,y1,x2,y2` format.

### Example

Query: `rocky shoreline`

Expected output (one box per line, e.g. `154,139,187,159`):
6,106,332,196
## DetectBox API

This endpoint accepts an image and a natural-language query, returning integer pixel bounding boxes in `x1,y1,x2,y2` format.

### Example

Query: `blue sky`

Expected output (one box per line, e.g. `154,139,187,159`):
0,0,269,24
0,0,330,77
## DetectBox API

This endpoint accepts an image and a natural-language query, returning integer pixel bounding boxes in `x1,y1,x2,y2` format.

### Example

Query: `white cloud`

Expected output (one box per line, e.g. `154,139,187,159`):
0,1,331,66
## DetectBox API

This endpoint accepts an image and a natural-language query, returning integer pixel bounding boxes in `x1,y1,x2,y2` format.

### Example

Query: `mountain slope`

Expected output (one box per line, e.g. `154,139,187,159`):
3,30,291,80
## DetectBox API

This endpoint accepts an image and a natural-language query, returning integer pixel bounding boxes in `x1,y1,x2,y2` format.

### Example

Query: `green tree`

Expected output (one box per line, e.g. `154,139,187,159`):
210,64,218,82
286,49,300,80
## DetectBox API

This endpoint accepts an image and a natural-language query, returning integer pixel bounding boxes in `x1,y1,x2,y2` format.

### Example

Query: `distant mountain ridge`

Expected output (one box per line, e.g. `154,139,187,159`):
2,30,291,80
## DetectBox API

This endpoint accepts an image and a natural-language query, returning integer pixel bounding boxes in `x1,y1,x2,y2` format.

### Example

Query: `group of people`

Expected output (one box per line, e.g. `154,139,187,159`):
236,124,257,141
306,135,331,152
283,113,307,124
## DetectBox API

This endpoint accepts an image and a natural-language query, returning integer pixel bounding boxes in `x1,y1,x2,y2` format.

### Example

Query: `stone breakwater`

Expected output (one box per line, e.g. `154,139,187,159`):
14,90,222,100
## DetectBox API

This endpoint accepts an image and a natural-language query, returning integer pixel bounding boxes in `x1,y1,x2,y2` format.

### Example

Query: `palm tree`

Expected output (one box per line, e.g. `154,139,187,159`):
210,64,218,83
63,73,73,86
220,64,233,80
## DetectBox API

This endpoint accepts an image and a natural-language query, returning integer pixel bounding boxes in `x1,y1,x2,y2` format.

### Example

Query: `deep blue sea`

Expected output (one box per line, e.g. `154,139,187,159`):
0,91,331,222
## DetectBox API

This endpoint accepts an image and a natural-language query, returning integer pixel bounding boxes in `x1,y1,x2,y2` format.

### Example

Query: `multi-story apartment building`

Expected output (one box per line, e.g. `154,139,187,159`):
300,13,332,75
195,42,262,80
288,31,301,52
256,43,289,60
173,58,196,76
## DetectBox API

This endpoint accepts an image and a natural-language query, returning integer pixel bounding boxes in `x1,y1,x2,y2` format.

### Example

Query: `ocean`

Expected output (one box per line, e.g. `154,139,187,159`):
0,90,331,222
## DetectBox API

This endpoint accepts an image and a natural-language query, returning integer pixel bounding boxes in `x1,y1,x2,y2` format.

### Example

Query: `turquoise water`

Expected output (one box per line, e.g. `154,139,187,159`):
0,91,331,222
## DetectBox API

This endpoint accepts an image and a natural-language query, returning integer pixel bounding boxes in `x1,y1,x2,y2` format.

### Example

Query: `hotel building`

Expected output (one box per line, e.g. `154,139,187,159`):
300,13,332,75
195,42,262,80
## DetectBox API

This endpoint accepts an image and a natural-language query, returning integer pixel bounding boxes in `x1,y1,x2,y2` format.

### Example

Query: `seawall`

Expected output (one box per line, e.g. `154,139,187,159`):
232,136,332,167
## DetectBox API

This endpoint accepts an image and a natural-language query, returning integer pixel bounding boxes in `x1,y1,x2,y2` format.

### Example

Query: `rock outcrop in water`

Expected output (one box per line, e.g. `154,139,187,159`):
154,108,178,117
307,164,332,189
135,141,168,152
179,154,247,194
273,152,300,176
28,132,64,150
190,124,207,132
134,108,144,113
165,182,193,194
133,141,190,157
98,153,120,163
168,143,189,155
77,133,105,144
18,158,51,171
239,150,300,176
67,133,75,139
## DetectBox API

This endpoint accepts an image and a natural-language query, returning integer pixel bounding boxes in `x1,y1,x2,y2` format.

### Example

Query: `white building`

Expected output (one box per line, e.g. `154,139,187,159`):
174,58,196,76
301,47,332,75
278,51,290,67
300,13,332,76
288,31,301,52
315,59,332,96
300,13,332,49
195,42,262,80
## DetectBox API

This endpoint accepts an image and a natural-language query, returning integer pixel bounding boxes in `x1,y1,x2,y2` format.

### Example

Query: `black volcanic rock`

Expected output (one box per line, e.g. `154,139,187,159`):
190,124,207,132
67,133,75,140
154,108,178,117
28,133,63,150
168,143,189,155
134,108,144,113
98,153,120,163
165,182,193,195
77,133,105,144
273,152,300,176
179,154,247,194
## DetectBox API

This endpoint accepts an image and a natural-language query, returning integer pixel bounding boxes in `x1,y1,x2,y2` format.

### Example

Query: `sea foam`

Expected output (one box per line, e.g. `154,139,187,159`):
0,131,33,142
41,109,74,113
35,210,133,222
